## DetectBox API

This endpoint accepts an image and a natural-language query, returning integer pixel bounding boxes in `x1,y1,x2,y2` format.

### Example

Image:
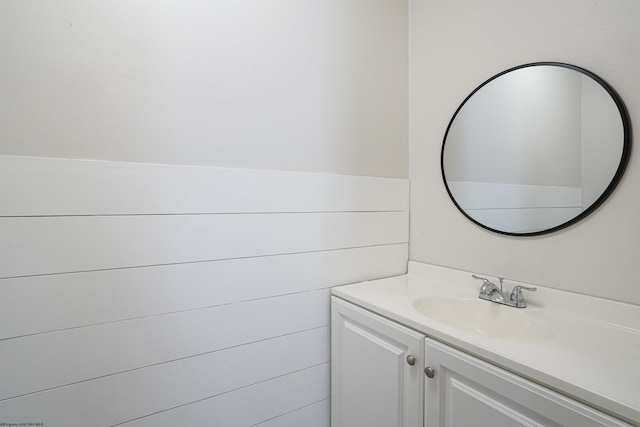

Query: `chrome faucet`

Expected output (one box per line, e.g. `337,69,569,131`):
472,275,536,308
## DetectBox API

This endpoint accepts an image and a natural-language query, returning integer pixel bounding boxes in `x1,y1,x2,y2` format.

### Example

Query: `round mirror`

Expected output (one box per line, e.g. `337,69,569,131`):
441,62,631,236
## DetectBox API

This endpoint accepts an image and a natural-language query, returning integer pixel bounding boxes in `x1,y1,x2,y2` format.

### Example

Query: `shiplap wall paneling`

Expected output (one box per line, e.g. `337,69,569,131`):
0,328,330,426
253,399,331,427
117,364,330,426
0,244,407,340
1,291,329,399
0,155,408,216
0,155,409,427
0,212,407,278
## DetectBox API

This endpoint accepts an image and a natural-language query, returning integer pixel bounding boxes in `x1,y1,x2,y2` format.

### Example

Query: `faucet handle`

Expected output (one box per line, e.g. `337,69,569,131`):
509,285,537,308
472,274,494,292
471,274,492,286
472,275,502,298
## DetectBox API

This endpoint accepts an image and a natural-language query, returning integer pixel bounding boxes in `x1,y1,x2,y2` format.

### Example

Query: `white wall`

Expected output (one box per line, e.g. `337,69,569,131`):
410,0,640,305
0,0,408,178
0,1,409,425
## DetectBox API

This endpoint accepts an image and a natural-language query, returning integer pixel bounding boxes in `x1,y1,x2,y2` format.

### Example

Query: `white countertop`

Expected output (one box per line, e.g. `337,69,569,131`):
332,261,640,425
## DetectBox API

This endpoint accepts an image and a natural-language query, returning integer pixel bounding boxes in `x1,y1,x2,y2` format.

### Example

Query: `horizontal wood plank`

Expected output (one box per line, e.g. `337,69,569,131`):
252,399,330,427
0,155,409,216
0,328,330,427
0,290,330,399
0,211,408,278
0,244,406,340
120,364,330,426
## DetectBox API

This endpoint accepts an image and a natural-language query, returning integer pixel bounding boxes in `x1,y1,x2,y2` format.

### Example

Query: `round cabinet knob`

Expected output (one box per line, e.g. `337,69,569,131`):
406,355,416,366
424,367,435,378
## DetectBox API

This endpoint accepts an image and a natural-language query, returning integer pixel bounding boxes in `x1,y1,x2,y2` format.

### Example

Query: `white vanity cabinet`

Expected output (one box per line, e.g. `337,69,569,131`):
332,296,633,427
424,338,630,427
331,297,425,427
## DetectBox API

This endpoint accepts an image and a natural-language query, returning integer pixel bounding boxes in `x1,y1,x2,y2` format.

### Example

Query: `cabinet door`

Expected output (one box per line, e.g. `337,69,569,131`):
331,297,424,427
424,338,630,427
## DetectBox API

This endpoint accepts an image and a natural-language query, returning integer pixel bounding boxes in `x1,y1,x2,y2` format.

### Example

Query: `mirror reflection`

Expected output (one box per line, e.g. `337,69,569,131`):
442,63,630,235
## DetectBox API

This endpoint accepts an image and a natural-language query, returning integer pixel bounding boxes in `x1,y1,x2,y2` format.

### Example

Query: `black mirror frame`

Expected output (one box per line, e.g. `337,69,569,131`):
441,62,632,236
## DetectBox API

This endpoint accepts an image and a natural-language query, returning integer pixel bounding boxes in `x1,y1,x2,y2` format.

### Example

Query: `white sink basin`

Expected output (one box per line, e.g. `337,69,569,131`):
412,297,552,341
